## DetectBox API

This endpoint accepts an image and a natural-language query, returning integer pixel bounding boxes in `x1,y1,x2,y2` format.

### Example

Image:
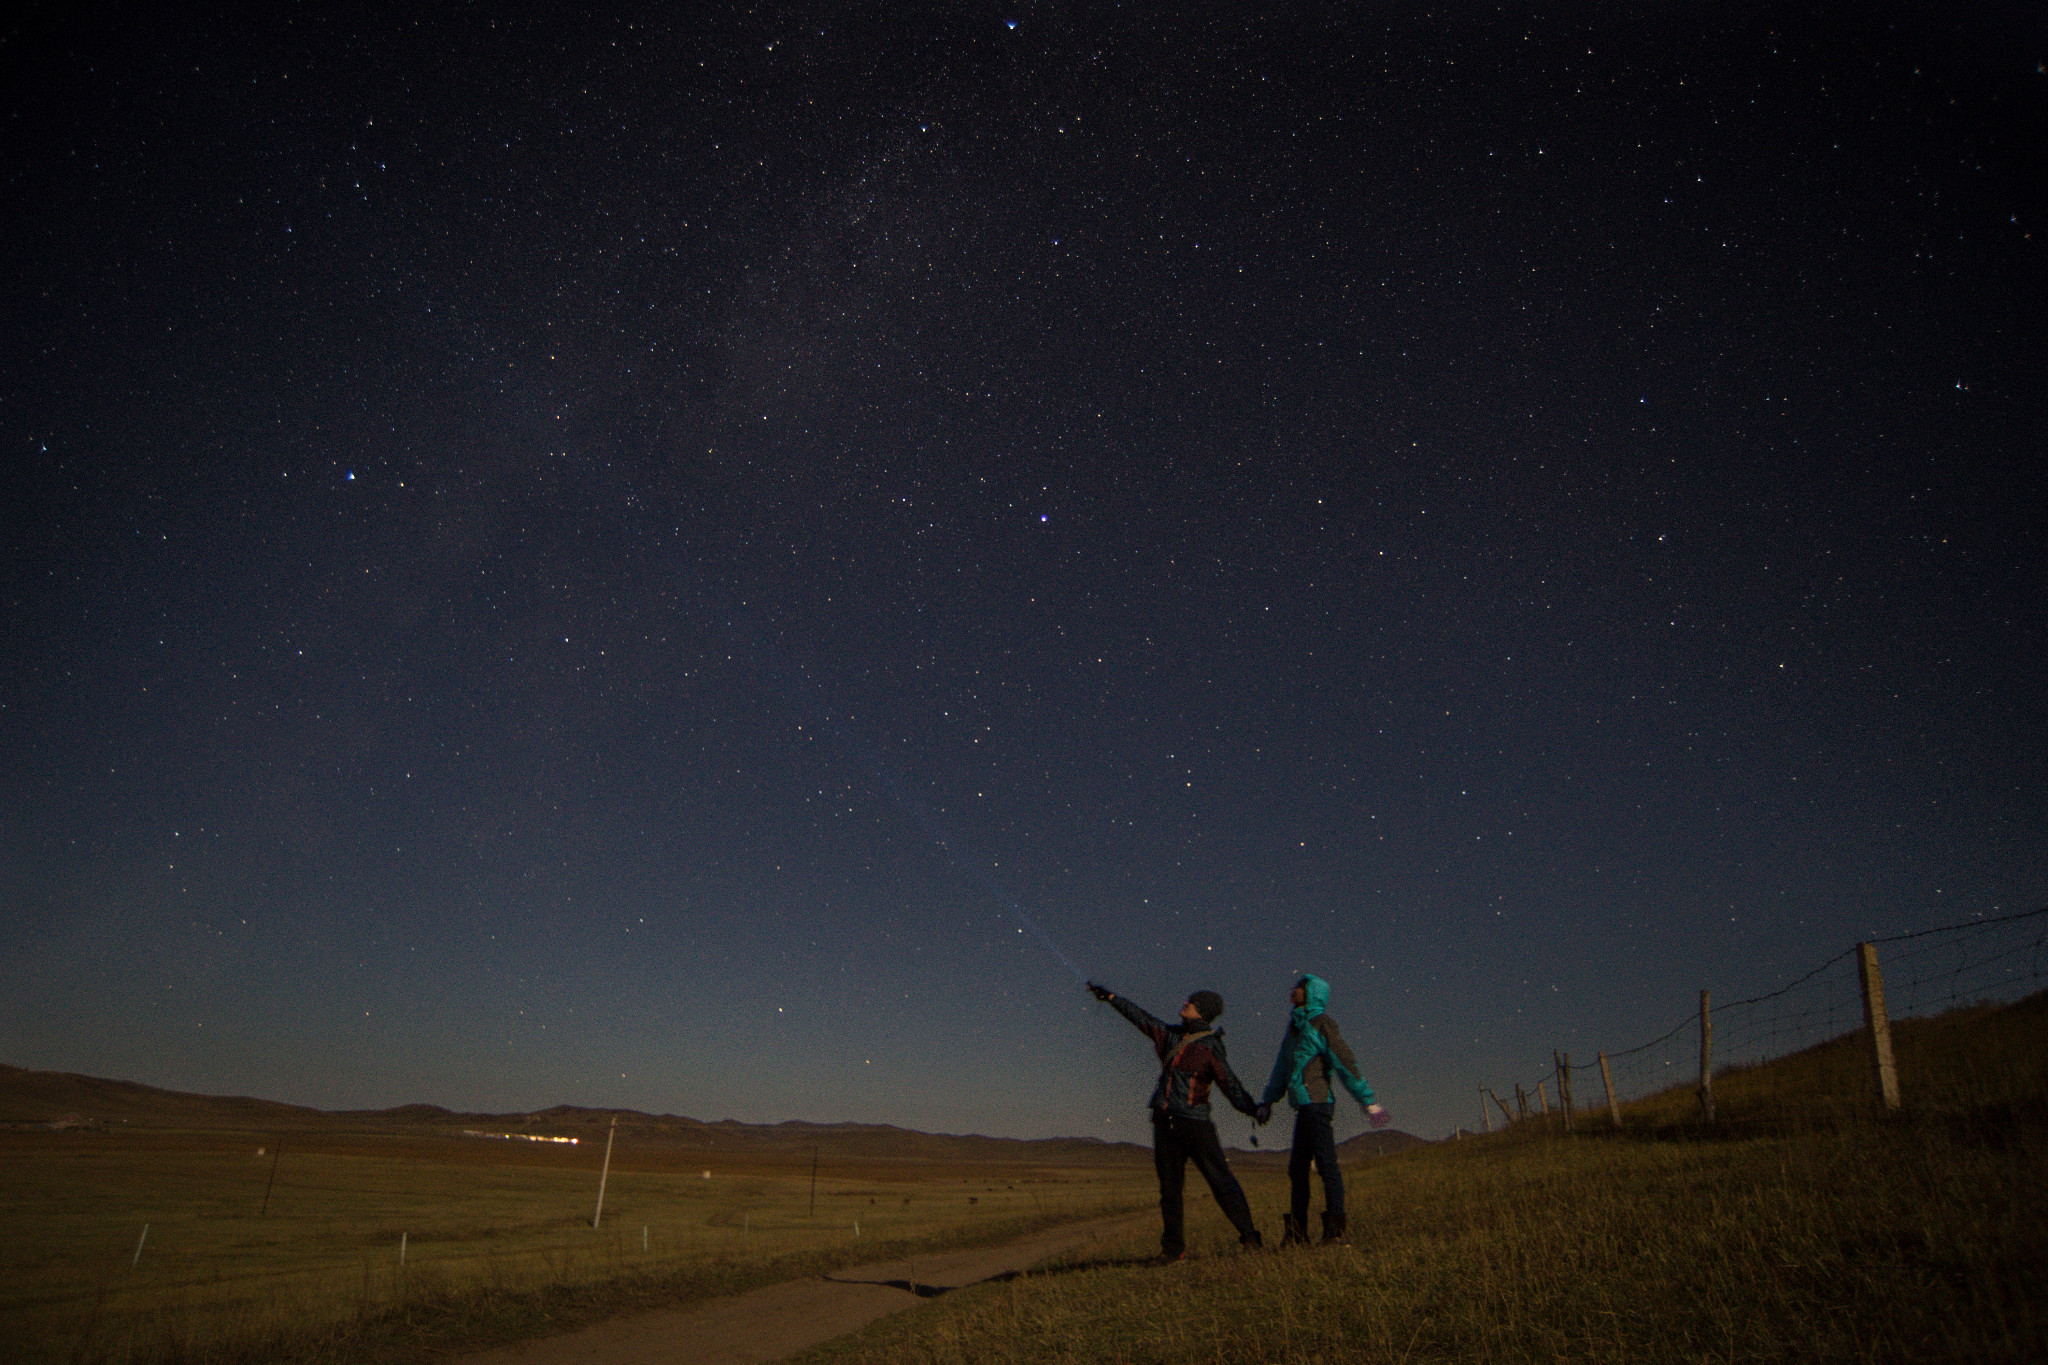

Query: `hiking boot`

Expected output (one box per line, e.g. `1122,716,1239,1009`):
1239,1228,1264,1249
1154,1248,1186,1265
1280,1213,1311,1247
1320,1211,1348,1246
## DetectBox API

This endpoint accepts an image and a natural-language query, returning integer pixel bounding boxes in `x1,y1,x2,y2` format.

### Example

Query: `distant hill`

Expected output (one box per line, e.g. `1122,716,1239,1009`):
1337,1127,1430,1156
1231,1124,1430,1164
0,1062,332,1130
0,1063,1149,1164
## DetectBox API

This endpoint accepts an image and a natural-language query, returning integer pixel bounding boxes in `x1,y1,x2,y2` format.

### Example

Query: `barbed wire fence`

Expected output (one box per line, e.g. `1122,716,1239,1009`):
1474,906,2048,1134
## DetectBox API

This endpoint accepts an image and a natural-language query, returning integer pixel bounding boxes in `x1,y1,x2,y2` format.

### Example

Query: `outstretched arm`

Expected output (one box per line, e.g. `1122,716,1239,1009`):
1261,1026,1295,1106
1208,1042,1263,1118
1087,983,1169,1048
1315,1016,1378,1107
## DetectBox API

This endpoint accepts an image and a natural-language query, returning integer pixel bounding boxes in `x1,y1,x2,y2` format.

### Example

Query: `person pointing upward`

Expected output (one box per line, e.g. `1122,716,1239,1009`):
1088,980,1267,1261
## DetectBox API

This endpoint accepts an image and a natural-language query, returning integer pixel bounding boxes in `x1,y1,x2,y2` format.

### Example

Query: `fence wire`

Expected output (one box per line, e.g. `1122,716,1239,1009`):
1595,1016,1700,1111
1710,949,1862,1074
1870,906,2048,1019
1478,906,2047,1129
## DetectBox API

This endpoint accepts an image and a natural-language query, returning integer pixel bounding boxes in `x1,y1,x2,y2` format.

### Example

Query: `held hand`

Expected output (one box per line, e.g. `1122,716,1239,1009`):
1366,1103,1391,1130
1087,982,1115,1002
1254,1103,1273,1125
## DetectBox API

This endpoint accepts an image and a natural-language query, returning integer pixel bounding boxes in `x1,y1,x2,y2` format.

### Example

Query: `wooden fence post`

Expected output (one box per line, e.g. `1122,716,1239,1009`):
1857,942,1902,1112
1557,1051,1575,1131
1697,990,1715,1122
1535,1079,1549,1116
1515,1084,1528,1119
592,1115,617,1229
1480,1086,1492,1134
261,1137,283,1216
1492,1089,1514,1127
1598,1051,1621,1129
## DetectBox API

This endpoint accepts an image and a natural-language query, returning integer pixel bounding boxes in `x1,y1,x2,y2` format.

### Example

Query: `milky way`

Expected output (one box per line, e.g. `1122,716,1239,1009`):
2,4,2042,1142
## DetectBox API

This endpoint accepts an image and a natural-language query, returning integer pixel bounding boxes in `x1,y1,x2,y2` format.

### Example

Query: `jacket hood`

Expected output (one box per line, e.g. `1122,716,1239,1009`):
1297,974,1330,1016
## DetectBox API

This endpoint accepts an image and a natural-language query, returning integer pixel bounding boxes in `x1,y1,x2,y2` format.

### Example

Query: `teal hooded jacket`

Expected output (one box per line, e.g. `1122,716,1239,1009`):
1261,974,1376,1109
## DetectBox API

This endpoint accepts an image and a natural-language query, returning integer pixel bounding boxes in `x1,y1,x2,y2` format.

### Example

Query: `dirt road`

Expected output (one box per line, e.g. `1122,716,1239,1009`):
455,1213,1148,1365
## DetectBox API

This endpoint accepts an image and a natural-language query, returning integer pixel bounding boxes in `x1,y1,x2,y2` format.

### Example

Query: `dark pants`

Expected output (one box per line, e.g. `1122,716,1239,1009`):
1288,1102,1344,1223
1152,1111,1259,1254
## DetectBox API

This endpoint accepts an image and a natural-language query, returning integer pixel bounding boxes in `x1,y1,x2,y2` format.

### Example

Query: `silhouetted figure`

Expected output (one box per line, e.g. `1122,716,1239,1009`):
1259,973,1386,1246
1088,981,1267,1261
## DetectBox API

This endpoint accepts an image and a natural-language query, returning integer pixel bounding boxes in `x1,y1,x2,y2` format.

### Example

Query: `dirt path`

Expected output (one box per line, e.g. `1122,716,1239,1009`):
454,1213,1149,1365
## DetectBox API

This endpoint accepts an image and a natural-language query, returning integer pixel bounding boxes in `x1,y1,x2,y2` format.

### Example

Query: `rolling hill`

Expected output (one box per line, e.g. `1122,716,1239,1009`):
0,1061,1429,1162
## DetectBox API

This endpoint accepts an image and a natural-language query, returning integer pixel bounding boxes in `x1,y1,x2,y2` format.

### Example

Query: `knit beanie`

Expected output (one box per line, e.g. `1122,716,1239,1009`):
1187,990,1224,1024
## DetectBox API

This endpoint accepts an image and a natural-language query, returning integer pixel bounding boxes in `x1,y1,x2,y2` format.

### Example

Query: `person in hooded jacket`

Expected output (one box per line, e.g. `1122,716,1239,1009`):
1259,973,1387,1245
1087,981,1267,1261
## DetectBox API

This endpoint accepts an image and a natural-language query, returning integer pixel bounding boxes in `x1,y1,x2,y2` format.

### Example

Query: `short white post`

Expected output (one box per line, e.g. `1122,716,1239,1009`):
854,1219,861,1238
133,1224,149,1267
642,1225,648,1252
592,1115,618,1229
400,1232,407,1265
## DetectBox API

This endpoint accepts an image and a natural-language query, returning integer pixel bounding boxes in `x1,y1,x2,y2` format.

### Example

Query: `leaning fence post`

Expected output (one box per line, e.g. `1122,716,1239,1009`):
1493,1089,1515,1127
1535,1079,1549,1116
1857,942,1902,1112
1514,1084,1528,1119
1697,990,1715,1122
1598,1051,1620,1128
1556,1051,1575,1131
1479,1086,1492,1134
592,1115,617,1229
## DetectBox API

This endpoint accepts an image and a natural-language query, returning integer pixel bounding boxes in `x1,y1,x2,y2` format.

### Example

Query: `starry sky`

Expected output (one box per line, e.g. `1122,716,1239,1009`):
3,3,2043,1145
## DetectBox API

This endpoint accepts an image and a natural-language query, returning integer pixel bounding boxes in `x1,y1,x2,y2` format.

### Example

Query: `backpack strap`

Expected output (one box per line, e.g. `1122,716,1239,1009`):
1158,1028,1213,1103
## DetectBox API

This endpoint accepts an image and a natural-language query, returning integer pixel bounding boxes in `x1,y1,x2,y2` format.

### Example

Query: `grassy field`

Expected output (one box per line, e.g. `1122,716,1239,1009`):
794,992,2048,1364
11,992,2041,1364
0,1126,1155,1365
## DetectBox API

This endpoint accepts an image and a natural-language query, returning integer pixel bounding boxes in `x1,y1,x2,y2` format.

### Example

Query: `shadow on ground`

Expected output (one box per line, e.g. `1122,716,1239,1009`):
823,1255,1161,1298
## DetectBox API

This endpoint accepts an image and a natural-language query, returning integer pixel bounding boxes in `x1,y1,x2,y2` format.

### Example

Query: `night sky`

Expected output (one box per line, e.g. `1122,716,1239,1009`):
4,4,2043,1145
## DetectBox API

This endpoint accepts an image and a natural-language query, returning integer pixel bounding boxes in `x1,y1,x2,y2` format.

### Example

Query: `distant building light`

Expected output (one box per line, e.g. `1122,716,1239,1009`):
462,1129,579,1144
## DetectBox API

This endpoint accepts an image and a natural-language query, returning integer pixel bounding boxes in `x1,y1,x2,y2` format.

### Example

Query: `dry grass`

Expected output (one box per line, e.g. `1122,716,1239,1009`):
15,994,2041,1364
0,1129,1154,1365
793,993,2048,1365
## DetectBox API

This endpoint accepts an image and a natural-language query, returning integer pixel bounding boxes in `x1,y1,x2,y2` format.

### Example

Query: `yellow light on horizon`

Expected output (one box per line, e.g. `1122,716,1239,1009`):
462,1130,579,1145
